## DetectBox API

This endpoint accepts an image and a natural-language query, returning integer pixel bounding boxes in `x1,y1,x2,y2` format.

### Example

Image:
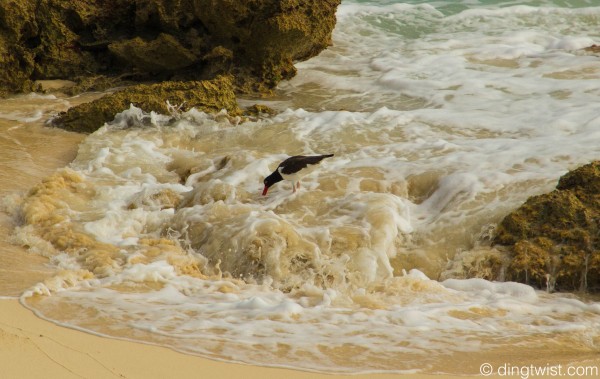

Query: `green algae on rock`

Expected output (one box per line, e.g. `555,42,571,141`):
493,161,600,292
54,76,240,133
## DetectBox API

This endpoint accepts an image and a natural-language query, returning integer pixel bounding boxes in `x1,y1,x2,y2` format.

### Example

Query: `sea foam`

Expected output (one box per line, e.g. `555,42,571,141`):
13,0,600,374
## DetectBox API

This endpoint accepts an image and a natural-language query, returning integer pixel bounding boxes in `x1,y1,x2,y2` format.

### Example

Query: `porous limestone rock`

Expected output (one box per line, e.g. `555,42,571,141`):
493,161,600,292
0,0,341,96
54,75,240,133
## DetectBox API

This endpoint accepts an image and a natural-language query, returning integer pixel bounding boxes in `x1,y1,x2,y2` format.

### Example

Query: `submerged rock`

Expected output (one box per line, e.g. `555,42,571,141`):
54,76,240,133
583,44,600,54
493,161,600,292
0,0,341,96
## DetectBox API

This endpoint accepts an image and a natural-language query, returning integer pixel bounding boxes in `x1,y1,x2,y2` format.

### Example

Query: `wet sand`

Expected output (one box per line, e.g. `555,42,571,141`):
0,298,459,379
3,298,600,379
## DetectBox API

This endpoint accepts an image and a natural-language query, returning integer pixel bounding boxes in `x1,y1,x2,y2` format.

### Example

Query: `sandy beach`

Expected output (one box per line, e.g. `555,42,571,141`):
3,298,600,379
0,298,479,379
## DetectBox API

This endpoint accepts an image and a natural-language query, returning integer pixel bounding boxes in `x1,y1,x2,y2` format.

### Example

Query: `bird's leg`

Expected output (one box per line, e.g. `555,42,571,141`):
292,182,297,193
296,181,301,189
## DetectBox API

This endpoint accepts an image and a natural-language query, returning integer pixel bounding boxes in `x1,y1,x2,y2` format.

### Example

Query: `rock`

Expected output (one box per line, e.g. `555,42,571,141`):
31,0,103,79
0,0,38,95
54,75,240,133
244,104,277,116
583,44,600,54
493,161,600,292
108,33,198,73
61,75,125,97
0,0,341,96
1,0,131,95
191,0,341,92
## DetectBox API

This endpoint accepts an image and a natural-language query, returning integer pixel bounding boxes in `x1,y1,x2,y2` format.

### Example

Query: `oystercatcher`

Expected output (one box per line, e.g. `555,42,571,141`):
262,154,334,195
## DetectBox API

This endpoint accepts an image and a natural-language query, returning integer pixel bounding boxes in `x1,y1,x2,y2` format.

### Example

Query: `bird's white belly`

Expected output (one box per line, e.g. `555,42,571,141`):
278,165,318,182
279,170,301,182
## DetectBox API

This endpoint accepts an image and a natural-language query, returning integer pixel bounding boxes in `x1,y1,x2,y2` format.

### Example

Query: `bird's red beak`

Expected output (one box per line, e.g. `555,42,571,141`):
262,186,269,196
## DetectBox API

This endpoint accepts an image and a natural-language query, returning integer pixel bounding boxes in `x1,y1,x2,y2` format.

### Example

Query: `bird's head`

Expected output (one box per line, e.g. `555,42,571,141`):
262,171,283,196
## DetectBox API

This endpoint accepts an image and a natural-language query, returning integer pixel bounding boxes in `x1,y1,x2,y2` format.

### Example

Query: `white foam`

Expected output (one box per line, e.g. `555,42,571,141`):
442,278,538,302
0,110,43,123
11,0,600,374
22,268,600,373
118,261,178,283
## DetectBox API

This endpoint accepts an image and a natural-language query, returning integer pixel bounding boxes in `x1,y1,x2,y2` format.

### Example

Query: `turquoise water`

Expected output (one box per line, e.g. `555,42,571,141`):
352,0,599,13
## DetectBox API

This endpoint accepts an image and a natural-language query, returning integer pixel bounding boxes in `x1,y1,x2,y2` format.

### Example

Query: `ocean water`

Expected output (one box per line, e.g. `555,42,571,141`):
2,0,600,374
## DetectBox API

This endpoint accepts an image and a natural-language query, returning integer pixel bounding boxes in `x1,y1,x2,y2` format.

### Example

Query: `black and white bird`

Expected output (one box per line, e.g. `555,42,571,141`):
262,154,334,196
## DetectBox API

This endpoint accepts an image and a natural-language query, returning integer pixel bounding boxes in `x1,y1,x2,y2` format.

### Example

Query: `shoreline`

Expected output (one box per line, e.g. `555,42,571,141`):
2,301,599,379
0,298,456,379
7,297,598,379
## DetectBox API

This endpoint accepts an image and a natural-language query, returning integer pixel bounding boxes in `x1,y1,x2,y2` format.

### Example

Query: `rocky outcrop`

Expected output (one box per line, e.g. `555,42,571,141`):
54,75,240,133
493,161,600,292
0,0,39,95
0,0,341,97
193,0,340,92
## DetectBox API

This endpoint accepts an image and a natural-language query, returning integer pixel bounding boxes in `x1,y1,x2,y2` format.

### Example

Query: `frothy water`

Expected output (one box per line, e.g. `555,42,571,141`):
3,0,600,374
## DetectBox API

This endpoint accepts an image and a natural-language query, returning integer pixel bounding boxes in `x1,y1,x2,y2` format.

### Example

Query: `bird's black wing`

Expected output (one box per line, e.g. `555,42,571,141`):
279,154,334,175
